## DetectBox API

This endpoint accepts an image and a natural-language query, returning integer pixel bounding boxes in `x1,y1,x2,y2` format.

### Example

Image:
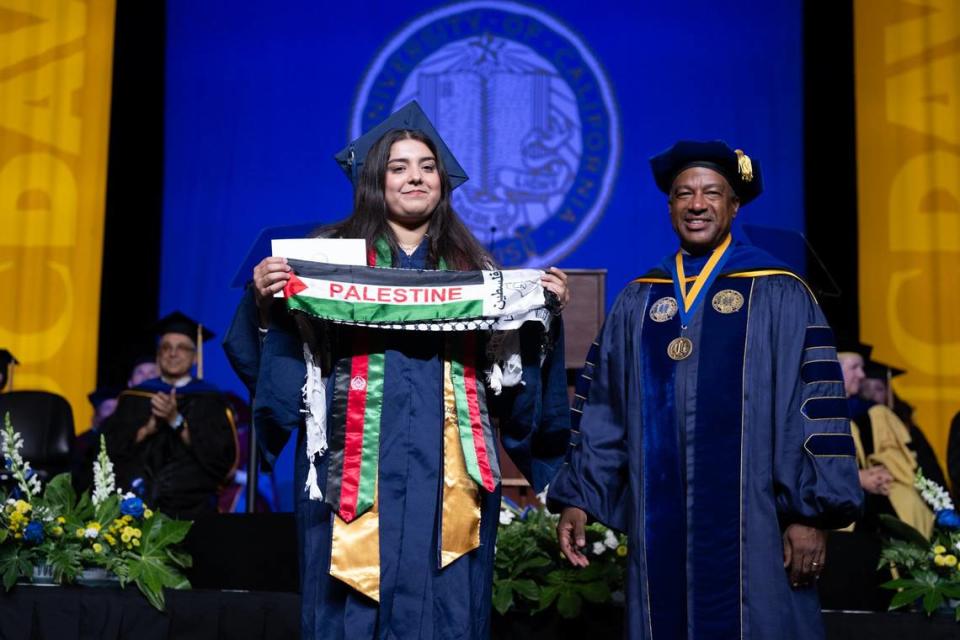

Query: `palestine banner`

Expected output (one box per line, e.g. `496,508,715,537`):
282,259,554,331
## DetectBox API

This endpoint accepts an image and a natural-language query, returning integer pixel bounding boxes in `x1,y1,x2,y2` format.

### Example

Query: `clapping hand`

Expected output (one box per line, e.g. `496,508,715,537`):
151,389,179,425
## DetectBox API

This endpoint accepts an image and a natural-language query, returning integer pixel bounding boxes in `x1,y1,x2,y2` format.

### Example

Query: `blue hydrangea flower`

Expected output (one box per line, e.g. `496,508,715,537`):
120,496,145,518
24,520,44,544
936,509,960,529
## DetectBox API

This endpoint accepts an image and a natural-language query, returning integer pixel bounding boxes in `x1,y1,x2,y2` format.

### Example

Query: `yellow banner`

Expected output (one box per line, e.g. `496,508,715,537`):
854,0,960,474
0,1,116,432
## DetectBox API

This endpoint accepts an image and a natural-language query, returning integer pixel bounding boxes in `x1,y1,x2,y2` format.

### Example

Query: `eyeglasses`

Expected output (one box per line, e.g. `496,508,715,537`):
158,343,196,356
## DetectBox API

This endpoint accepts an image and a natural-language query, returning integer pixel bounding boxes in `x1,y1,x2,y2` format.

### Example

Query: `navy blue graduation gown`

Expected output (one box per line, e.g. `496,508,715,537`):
223,244,569,639
548,241,863,640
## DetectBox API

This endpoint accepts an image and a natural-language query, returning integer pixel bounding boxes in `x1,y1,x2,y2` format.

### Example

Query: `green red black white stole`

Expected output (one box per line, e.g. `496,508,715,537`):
285,238,549,510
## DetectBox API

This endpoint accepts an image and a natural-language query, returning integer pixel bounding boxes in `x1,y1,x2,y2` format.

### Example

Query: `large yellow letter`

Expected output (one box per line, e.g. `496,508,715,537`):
886,53,960,144
887,150,960,252
0,152,77,247
0,52,85,153
884,0,959,63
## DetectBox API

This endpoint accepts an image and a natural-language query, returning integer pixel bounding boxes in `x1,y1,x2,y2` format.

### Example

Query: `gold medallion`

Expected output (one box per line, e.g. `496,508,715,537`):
667,336,693,361
712,289,744,314
649,296,679,323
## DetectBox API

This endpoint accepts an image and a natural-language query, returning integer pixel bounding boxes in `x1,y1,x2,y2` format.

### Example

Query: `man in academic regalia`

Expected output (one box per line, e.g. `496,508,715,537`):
548,141,863,639
101,312,238,518
816,349,935,611
860,360,948,492
840,347,934,537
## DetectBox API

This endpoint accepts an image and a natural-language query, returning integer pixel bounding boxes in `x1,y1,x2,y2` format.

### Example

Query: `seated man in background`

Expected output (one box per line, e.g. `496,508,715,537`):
101,312,238,518
861,360,949,492
840,344,933,536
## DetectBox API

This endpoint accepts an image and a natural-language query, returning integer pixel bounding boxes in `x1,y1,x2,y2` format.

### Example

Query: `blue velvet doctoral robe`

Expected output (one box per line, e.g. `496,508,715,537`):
548,241,863,640
223,244,569,639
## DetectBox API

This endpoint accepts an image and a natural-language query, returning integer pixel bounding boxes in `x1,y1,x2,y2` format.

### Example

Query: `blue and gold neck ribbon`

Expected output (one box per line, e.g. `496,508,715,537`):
669,234,734,326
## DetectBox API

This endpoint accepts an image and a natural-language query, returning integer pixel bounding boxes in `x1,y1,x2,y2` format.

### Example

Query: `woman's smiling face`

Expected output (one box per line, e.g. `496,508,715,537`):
383,138,441,224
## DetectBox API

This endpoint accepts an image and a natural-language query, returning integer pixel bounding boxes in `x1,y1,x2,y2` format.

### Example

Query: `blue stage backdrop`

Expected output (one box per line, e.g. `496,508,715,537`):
162,0,804,508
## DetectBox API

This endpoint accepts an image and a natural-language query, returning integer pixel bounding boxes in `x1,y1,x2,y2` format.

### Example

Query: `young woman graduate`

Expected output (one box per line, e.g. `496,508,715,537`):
224,101,571,639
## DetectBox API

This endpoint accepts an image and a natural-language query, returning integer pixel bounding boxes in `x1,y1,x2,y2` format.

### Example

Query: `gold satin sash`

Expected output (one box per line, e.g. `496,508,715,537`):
330,490,381,601
441,358,482,567
327,360,482,599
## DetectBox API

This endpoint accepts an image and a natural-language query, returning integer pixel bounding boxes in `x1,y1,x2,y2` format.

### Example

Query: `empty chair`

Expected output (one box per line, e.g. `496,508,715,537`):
0,390,75,482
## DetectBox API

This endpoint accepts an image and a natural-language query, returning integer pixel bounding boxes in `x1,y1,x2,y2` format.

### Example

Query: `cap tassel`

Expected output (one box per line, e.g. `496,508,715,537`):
735,149,754,182
197,324,204,380
886,368,893,409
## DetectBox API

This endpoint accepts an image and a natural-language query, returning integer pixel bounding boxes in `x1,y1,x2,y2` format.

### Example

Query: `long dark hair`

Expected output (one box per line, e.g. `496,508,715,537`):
328,129,492,270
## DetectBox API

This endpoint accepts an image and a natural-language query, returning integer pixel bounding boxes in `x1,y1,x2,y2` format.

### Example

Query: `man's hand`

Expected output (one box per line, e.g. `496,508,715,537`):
135,416,158,444
151,389,179,424
782,524,826,588
859,465,894,495
557,507,590,568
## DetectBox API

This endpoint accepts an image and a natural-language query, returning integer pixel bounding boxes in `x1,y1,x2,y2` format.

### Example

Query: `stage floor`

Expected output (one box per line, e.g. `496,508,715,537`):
0,585,956,639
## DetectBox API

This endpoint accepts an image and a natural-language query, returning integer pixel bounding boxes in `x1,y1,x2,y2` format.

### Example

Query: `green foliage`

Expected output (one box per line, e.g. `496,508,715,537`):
127,513,193,609
44,544,83,583
0,415,194,611
493,502,626,619
879,514,930,548
0,545,35,590
878,486,960,619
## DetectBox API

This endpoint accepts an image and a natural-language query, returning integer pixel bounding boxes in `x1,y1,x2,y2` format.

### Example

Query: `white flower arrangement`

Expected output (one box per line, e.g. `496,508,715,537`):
91,435,116,507
915,468,954,512
603,529,619,550
1,413,42,500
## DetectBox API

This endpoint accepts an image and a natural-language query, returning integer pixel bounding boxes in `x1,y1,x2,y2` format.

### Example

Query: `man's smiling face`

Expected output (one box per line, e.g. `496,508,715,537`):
668,166,739,255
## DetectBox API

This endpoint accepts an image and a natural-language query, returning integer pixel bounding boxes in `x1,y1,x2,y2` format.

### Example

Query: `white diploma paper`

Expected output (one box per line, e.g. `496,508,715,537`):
271,238,366,297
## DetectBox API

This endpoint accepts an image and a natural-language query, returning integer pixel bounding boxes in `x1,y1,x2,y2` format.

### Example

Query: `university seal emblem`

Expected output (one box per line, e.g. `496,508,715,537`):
351,1,620,267
712,289,745,314
649,296,678,322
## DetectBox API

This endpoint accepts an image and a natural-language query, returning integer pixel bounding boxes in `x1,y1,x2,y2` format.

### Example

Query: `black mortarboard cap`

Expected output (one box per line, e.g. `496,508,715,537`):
230,222,325,288
835,336,872,359
87,386,122,409
334,100,469,190
152,311,213,380
153,311,214,343
0,350,17,368
0,349,16,390
865,360,906,380
650,140,763,205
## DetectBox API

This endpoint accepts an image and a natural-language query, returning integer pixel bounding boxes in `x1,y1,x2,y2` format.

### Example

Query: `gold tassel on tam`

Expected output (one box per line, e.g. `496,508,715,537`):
330,490,382,601
441,359,482,568
196,324,204,379
734,149,754,182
